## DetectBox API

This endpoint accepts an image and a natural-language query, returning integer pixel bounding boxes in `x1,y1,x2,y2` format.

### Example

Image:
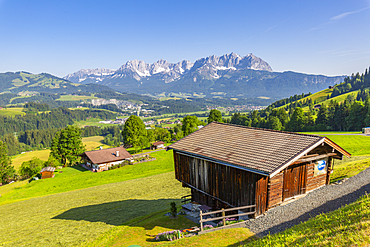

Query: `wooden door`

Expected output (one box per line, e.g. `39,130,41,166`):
256,176,268,215
282,164,307,201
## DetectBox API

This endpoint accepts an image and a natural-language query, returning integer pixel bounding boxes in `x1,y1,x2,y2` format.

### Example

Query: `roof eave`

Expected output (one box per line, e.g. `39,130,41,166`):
269,137,326,178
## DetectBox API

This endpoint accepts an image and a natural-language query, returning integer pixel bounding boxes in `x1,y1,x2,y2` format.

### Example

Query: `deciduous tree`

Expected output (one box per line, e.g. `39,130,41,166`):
122,115,147,152
50,126,85,166
207,109,223,123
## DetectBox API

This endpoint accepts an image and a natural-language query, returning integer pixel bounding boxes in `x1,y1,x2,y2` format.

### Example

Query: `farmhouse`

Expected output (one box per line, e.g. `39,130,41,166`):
81,147,133,172
40,166,56,179
151,141,165,150
168,122,351,216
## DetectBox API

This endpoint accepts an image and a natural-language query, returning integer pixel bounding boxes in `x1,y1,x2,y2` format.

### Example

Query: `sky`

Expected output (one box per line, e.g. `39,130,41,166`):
0,0,369,78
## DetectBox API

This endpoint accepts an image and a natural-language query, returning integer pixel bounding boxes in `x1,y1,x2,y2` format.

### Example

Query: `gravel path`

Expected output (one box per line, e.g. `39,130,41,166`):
244,167,370,237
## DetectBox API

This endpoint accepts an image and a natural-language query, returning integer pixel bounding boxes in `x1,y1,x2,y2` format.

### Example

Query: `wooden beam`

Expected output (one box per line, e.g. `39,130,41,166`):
297,153,337,163
180,180,235,207
303,153,319,158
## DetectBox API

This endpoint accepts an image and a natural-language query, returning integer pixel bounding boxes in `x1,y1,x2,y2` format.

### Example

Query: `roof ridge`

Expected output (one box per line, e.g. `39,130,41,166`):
211,122,323,138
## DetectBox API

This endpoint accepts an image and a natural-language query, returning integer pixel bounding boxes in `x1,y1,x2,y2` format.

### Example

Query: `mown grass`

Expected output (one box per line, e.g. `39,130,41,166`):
82,136,110,151
87,210,256,247
56,95,98,101
0,150,174,205
11,149,51,170
331,156,370,183
0,172,189,247
10,136,109,170
324,134,370,156
243,194,370,247
0,107,26,116
73,117,117,127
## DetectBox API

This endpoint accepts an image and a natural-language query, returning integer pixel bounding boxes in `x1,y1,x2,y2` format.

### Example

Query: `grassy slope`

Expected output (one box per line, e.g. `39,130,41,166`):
11,149,51,170
0,107,26,116
10,136,109,170
243,194,370,247
0,172,189,247
0,150,174,205
56,95,98,101
88,211,256,247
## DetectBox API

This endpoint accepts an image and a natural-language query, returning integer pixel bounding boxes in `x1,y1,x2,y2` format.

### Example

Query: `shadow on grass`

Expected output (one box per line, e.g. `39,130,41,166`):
69,165,89,172
52,198,183,229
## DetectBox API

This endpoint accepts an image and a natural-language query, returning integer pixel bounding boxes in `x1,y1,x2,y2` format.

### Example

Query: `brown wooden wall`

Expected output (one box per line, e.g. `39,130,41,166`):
174,151,267,213
306,158,332,192
267,157,332,209
41,171,54,179
267,171,284,208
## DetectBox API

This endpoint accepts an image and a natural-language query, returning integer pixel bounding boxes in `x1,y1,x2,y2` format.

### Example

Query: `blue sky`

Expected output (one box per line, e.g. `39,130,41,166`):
0,0,369,77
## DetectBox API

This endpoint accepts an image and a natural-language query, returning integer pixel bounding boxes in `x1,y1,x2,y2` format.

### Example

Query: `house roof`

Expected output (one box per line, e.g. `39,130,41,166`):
168,122,351,177
40,166,55,173
152,141,165,146
84,146,132,165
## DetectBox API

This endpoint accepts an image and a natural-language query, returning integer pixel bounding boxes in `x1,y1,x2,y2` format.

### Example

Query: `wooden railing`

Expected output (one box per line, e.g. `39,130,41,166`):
199,205,256,231
181,194,192,204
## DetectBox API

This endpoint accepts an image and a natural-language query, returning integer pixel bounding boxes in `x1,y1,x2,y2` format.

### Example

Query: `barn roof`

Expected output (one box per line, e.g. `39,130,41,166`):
168,122,350,177
40,166,55,173
83,146,132,165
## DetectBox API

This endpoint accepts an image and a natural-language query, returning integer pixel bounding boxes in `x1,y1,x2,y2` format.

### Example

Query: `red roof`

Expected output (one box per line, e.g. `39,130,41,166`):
84,146,132,164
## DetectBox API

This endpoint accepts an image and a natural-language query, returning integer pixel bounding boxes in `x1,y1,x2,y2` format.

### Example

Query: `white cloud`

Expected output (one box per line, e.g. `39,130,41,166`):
330,6,370,21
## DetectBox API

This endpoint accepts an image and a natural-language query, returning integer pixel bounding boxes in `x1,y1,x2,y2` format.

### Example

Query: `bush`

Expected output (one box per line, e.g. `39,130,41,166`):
19,157,44,179
155,230,183,241
170,202,177,218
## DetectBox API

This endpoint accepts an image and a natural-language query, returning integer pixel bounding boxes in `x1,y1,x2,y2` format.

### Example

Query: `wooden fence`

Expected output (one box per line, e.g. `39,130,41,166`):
199,205,256,231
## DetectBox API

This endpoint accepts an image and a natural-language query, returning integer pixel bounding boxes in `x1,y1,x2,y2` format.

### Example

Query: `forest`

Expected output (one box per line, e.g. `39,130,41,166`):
225,67,370,132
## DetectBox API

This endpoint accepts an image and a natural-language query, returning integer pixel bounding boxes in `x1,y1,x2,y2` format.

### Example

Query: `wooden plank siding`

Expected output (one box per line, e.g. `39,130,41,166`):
174,151,265,210
267,171,284,208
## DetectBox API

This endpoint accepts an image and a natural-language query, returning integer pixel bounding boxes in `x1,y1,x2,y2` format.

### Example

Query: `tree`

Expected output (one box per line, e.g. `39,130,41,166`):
0,141,15,184
122,115,147,152
19,157,44,179
50,126,85,166
316,105,328,128
207,109,223,124
269,116,282,131
288,107,305,131
182,116,199,136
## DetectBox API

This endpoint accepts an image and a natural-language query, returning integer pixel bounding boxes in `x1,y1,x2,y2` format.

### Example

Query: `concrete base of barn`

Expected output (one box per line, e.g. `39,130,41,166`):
181,203,217,227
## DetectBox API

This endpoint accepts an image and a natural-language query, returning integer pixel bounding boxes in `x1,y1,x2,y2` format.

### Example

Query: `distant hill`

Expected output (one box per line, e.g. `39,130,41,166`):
0,71,112,94
64,53,345,98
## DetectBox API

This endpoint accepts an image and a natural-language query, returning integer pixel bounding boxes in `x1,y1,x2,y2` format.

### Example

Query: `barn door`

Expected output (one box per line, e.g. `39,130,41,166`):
256,176,268,215
283,164,307,201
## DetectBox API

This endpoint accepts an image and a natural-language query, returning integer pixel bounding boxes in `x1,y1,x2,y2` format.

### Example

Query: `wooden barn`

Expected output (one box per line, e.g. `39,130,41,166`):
168,122,351,216
40,166,56,179
80,147,133,172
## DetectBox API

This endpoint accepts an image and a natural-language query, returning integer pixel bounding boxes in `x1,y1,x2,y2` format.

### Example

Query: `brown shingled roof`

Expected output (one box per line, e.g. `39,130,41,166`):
84,146,132,164
152,141,165,146
168,122,333,176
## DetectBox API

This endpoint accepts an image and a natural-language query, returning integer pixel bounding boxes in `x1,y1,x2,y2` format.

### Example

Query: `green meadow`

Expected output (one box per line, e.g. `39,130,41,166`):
1,150,175,205
0,107,26,116
0,172,189,247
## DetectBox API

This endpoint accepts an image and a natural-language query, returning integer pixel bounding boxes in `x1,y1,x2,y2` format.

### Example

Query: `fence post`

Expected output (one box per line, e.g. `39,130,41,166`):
222,208,226,226
200,210,203,232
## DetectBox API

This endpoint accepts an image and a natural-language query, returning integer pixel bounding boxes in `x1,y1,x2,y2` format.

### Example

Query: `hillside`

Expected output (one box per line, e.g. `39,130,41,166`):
64,53,345,98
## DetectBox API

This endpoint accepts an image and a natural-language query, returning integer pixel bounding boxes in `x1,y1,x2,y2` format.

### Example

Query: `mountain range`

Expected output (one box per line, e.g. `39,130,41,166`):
64,53,345,98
